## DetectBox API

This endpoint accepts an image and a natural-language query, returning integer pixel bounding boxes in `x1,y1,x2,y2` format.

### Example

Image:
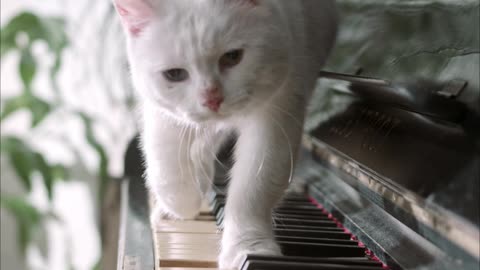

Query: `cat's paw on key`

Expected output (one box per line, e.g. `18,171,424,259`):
149,202,200,224
150,188,202,221
219,238,281,269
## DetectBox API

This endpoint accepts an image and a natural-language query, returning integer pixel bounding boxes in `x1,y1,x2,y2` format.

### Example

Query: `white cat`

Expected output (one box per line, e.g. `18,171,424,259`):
113,0,338,268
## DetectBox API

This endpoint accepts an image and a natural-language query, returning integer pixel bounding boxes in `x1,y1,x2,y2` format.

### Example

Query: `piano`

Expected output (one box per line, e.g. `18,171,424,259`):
115,1,479,270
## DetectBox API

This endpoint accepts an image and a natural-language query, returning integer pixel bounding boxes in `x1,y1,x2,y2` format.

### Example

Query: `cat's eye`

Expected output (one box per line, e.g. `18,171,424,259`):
219,49,244,69
163,69,189,82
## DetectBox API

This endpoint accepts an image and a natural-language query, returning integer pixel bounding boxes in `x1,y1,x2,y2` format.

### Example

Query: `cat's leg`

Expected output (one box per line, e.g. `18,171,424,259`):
190,129,229,196
219,99,306,268
143,115,205,221
144,113,227,222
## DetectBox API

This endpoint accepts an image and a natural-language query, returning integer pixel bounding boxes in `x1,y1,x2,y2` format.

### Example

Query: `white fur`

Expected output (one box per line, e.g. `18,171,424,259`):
114,0,337,268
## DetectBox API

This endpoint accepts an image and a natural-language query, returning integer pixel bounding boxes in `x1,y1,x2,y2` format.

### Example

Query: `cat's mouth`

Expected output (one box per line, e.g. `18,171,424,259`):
184,111,228,124
181,96,251,124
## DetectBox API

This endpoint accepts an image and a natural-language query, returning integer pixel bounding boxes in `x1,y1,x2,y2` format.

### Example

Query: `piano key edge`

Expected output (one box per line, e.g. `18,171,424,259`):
297,140,477,270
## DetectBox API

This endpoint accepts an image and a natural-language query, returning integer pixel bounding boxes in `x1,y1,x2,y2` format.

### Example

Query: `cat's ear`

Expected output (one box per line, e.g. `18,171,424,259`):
113,0,154,37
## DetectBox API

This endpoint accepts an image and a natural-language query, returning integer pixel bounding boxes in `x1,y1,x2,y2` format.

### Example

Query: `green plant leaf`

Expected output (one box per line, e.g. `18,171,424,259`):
1,13,38,44
1,137,36,191
0,137,64,198
34,153,55,199
9,150,37,192
0,194,43,254
51,164,68,181
92,258,102,270
1,12,68,103
0,33,16,57
19,48,36,91
29,96,51,127
78,113,110,198
0,95,30,120
39,17,68,55
50,56,63,97
0,13,36,57
1,12,68,56
0,94,51,127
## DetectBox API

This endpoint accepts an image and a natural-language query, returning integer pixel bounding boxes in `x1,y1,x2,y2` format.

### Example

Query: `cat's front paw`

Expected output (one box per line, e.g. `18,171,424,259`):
150,185,202,221
219,238,281,269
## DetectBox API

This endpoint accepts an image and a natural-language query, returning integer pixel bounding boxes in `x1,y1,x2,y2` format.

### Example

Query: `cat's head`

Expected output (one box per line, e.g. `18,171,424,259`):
114,0,291,125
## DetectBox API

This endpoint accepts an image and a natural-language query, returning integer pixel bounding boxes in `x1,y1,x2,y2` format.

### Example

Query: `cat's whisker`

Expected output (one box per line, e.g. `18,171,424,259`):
269,104,304,128
270,208,288,228
227,91,248,100
186,128,196,186
255,152,266,179
269,115,295,184
212,151,228,170
225,95,249,107
193,128,210,194
271,216,278,228
190,127,218,195
189,127,208,196
200,129,227,196
178,125,188,179
195,129,215,192
202,128,228,170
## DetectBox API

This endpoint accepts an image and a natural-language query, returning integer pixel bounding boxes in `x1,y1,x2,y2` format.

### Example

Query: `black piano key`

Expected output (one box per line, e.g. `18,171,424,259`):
216,206,224,218
273,209,329,217
274,229,352,239
240,254,383,268
212,199,225,215
210,191,388,269
283,193,310,199
276,205,321,211
274,213,330,221
216,213,342,232
281,196,312,203
274,224,344,232
207,192,219,202
216,208,224,227
207,191,225,205
277,201,316,206
213,182,228,188
216,220,344,232
213,191,226,199
274,217,337,227
213,177,228,186
275,236,359,246
242,259,384,270
279,241,366,257
216,218,344,233
212,199,223,208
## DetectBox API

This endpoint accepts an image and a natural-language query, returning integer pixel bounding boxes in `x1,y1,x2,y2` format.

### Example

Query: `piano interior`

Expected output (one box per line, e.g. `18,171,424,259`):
116,2,479,270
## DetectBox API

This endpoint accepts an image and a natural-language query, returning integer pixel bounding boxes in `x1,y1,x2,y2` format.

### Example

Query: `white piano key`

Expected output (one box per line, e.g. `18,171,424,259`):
152,200,220,269
153,220,218,234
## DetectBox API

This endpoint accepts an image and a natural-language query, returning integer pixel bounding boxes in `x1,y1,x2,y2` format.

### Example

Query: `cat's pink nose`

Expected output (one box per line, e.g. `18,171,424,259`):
204,98,224,112
203,87,224,112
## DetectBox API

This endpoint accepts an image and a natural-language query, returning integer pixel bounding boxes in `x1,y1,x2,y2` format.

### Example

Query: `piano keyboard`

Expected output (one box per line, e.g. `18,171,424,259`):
152,201,220,269
152,187,389,270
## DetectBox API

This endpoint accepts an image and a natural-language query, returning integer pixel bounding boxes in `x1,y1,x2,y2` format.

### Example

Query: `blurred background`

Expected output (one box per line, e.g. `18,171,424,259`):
1,0,478,270
1,1,136,270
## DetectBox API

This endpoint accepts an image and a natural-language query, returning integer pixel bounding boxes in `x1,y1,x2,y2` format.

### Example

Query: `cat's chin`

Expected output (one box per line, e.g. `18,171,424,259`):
155,107,229,126
183,112,232,125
